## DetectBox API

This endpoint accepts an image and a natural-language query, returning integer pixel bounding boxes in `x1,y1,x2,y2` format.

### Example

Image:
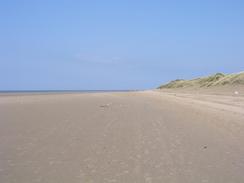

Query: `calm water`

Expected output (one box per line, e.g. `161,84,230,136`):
0,90,135,95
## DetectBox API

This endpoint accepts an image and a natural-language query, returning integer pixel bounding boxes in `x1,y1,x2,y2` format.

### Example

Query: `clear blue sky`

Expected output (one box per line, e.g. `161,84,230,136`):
1,0,244,90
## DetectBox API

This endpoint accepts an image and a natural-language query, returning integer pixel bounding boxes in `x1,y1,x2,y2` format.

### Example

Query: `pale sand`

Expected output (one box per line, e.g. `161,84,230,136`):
1,90,244,183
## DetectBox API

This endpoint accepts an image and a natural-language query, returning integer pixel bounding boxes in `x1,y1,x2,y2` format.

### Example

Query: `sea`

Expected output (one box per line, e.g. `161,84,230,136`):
0,90,135,95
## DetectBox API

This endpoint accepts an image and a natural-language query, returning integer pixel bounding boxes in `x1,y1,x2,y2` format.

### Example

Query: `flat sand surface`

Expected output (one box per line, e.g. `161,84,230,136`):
1,90,244,183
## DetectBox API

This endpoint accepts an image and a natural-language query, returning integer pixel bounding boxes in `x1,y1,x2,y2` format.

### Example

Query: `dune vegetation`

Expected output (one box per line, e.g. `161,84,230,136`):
158,72,244,89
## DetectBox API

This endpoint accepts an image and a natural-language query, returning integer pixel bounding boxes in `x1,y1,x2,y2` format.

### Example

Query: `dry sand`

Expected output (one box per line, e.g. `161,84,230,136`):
1,90,244,183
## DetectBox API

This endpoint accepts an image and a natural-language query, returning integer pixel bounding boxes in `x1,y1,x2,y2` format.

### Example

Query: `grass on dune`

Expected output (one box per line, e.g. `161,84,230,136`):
158,72,244,89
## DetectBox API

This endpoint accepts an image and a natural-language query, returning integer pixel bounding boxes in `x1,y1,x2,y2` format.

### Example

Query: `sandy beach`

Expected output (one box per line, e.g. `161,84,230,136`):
1,90,244,183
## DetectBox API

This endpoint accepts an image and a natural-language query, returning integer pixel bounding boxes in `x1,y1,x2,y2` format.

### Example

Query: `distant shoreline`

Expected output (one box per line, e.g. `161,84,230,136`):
0,90,137,96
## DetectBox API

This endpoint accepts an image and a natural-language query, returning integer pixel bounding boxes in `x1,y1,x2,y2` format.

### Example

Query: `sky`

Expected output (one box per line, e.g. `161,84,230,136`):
0,0,244,90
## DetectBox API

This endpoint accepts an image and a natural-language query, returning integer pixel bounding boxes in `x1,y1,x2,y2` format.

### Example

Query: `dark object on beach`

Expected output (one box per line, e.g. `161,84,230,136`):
100,104,110,108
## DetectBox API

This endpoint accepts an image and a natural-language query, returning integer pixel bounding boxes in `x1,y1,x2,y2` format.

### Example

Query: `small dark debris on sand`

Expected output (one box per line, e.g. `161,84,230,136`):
100,104,111,108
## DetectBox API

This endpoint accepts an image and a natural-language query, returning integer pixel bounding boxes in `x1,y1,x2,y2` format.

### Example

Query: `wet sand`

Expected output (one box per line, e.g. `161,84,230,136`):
1,90,244,183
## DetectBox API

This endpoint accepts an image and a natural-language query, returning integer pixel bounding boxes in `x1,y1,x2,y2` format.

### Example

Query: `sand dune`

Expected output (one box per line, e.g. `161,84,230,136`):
158,71,244,89
1,91,244,182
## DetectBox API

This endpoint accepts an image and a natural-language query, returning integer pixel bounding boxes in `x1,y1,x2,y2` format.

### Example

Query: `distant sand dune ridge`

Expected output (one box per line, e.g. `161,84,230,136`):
158,71,244,89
